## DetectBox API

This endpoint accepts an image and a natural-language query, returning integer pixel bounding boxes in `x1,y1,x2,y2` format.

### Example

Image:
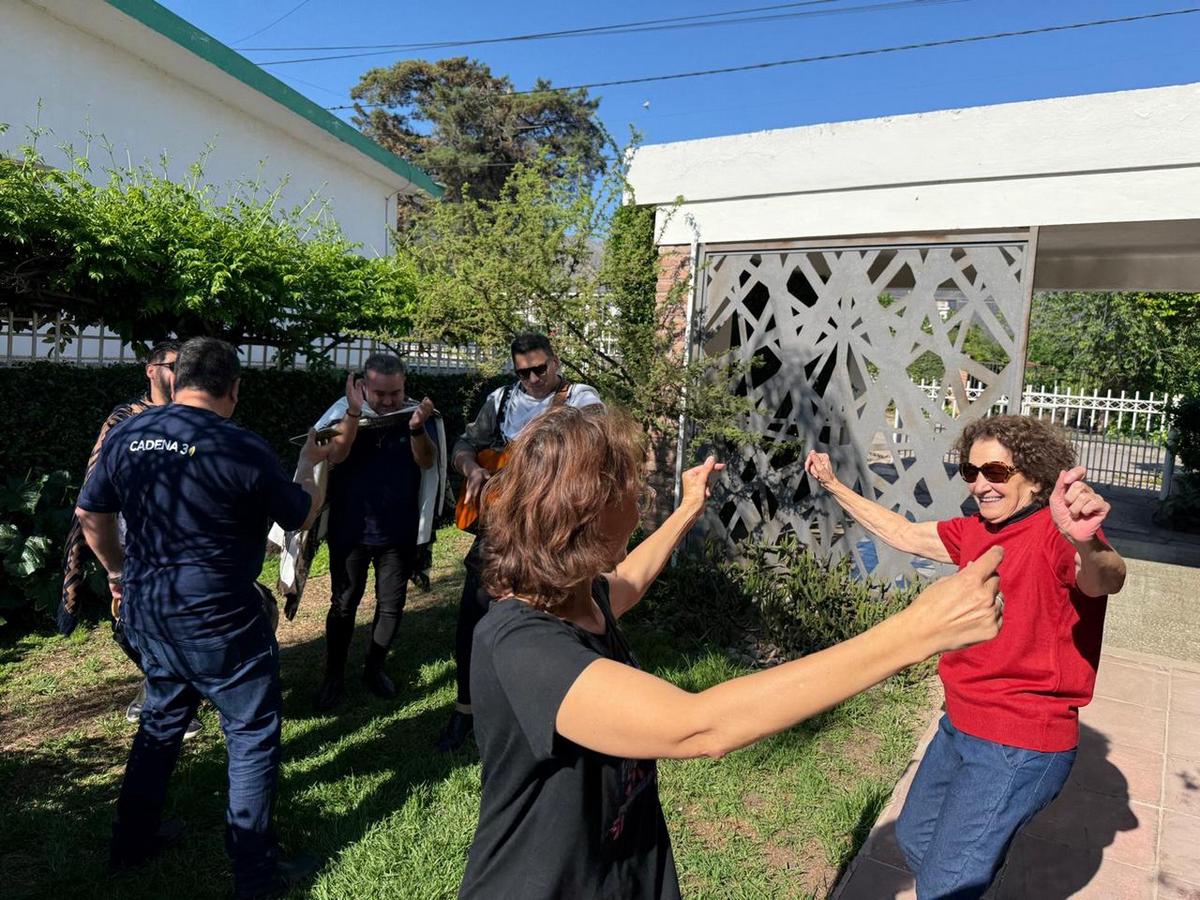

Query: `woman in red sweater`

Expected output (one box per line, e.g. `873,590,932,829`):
805,415,1126,899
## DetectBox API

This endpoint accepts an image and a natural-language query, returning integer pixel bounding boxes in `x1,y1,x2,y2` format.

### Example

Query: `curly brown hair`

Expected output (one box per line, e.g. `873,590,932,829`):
954,415,1076,505
479,405,647,611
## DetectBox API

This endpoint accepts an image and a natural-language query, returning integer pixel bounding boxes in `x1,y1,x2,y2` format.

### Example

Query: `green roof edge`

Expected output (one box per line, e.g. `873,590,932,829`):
104,0,443,199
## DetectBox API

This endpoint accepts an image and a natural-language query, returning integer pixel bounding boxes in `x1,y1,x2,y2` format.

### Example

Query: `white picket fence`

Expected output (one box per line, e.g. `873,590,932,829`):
897,380,1182,492
907,380,1178,435
0,308,489,373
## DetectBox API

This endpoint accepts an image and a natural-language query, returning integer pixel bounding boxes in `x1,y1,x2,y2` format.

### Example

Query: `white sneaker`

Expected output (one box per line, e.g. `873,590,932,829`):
126,683,201,739
125,682,147,723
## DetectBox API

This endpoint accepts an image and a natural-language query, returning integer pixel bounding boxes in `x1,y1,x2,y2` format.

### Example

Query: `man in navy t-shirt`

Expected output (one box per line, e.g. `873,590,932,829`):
316,352,436,710
75,337,329,899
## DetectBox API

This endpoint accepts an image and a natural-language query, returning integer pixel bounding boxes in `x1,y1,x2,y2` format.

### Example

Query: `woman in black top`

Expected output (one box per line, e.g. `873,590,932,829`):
459,406,1006,899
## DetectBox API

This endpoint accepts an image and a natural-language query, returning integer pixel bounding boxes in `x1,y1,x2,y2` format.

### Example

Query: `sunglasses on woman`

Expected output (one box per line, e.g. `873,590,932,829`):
959,461,1019,484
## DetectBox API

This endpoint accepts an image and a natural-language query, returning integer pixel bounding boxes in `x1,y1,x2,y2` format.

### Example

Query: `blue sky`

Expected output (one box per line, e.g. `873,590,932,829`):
158,0,1200,145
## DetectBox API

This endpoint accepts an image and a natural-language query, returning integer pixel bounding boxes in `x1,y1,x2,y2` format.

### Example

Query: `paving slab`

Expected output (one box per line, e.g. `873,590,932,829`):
1162,757,1200,818
1080,696,1167,755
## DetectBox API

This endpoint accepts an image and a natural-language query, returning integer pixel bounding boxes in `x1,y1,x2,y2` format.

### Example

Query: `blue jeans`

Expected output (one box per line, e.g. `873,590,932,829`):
114,615,283,894
895,715,1076,899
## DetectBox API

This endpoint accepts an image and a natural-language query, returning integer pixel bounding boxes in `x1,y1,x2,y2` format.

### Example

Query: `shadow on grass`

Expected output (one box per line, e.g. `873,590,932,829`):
0,598,473,900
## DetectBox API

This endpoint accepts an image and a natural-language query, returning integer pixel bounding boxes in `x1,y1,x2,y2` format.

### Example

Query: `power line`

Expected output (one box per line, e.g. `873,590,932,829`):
243,0,848,51
252,0,974,65
330,6,1200,109
231,0,315,46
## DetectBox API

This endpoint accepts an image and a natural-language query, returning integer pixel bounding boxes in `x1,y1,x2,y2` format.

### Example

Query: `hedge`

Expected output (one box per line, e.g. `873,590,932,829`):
0,362,502,484
0,361,505,629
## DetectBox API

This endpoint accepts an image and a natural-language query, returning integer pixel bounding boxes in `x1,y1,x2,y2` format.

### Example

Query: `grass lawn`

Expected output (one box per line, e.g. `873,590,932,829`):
0,527,934,899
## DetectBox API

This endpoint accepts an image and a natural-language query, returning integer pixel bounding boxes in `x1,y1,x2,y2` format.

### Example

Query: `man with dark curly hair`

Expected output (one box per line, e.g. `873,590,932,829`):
805,414,1126,899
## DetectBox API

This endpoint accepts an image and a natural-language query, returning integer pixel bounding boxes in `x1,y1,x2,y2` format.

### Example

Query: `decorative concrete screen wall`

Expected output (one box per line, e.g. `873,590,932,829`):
695,234,1034,581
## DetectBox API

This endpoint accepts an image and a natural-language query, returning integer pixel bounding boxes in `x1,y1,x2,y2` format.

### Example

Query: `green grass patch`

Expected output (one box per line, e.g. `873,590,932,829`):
0,526,934,899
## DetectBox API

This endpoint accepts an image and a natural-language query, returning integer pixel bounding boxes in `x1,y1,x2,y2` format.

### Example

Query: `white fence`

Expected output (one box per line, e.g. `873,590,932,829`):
0,308,488,373
905,380,1178,436
895,380,1182,492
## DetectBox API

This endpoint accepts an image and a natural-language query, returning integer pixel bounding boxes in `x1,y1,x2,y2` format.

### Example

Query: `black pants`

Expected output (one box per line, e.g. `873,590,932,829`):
327,544,416,670
453,537,493,706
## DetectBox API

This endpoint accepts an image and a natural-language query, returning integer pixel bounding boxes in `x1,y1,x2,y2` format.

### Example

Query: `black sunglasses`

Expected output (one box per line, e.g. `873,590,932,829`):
151,361,175,372
515,362,550,380
959,461,1018,484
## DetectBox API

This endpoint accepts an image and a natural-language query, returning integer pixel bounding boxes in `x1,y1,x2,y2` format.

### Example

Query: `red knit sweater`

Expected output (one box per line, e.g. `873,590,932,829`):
936,507,1108,752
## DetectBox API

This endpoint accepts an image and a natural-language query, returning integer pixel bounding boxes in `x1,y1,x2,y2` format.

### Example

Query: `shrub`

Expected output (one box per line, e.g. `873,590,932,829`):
1155,395,1200,533
737,534,921,659
0,470,91,626
0,362,497,485
1168,395,1200,474
1156,473,1200,534
0,140,419,362
637,535,922,668
0,362,498,629
634,541,755,652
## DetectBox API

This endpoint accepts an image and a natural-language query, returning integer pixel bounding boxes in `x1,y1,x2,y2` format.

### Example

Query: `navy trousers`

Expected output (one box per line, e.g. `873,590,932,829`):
115,614,283,894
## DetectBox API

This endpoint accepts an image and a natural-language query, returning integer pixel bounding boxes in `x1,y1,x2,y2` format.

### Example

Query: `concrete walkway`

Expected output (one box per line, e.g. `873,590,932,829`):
833,648,1200,899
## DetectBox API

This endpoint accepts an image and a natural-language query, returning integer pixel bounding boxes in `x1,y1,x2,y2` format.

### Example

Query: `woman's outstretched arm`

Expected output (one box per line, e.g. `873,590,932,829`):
558,546,1003,760
805,451,952,563
605,457,724,618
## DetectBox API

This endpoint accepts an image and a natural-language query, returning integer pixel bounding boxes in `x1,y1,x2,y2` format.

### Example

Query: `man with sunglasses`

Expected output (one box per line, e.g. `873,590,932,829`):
804,415,1126,899
436,332,602,752
59,340,206,740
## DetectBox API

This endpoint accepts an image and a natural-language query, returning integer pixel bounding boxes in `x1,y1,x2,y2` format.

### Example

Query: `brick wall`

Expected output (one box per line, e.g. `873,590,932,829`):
644,244,693,526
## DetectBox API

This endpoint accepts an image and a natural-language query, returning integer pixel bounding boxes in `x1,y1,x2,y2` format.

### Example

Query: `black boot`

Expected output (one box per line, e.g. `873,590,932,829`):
232,850,323,899
110,817,188,872
316,613,353,711
436,710,474,753
362,641,397,699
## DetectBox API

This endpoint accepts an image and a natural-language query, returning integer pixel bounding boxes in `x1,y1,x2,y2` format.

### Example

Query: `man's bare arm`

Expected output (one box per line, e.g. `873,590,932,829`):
75,509,123,578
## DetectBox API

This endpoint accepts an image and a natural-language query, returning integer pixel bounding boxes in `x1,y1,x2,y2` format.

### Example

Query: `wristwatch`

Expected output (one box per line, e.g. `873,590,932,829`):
107,573,124,585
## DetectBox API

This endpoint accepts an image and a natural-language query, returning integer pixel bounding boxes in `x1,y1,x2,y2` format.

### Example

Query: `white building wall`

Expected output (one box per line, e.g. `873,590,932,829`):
1,0,404,255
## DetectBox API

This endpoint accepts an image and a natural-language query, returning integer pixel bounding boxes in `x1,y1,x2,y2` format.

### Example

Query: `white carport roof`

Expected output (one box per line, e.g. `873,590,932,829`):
628,82,1200,290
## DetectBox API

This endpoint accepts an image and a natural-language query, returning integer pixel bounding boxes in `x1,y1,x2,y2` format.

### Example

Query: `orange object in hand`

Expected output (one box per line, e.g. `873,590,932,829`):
455,447,510,531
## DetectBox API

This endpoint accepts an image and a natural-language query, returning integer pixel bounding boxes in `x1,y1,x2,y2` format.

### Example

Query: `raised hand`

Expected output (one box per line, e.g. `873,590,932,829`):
804,450,841,489
680,455,726,516
300,427,333,465
1049,466,1110,543
345,372,366,416
410,396,435,430
909,545,1005,654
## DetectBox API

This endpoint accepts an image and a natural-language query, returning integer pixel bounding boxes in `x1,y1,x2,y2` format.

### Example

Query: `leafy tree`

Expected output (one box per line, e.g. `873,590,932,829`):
0,128,418,362
1027,291,1200,396
398,149,753,448
351,57,607,215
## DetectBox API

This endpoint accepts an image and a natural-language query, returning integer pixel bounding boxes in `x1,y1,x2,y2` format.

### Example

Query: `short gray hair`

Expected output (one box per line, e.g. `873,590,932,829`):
363,353,406,376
